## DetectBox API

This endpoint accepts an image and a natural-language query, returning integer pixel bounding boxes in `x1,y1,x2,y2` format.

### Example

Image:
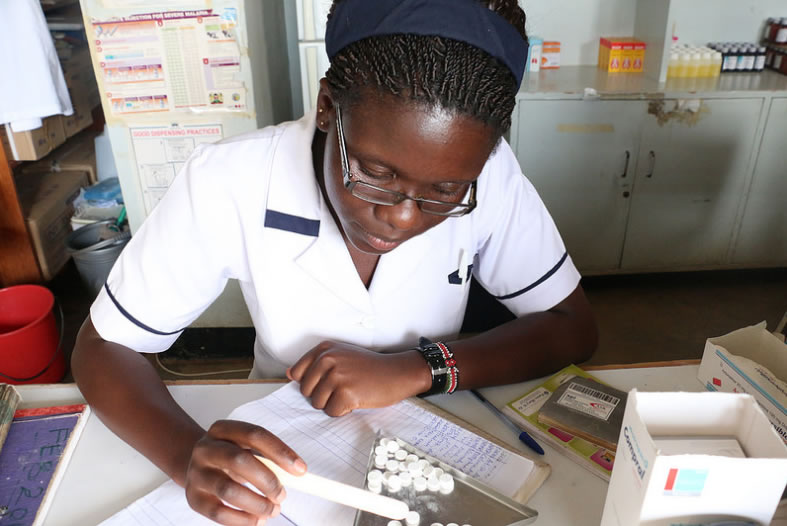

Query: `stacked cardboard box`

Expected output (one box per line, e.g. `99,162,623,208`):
15,171,89,279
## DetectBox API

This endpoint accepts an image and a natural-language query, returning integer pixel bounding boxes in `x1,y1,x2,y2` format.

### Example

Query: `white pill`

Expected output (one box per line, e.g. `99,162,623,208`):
405,511,420,526
432,468,444,478
447,523,459,526
380,437,391,447
405,454,419,464
422,465,434,477
386,440,400,453
369,482,382,494
383,471,396,482
427,476,440,491
367,470,383,483
375,445,387,456
399,471,412,487
388,521,402,526
399,461,409,472
430,523,444,526
439,479,455,495
414,476,427,491
375,455,387,468
417,459,429,470
439,473,453,485
386,459,400,472
394,449,408,461
388,474,402,492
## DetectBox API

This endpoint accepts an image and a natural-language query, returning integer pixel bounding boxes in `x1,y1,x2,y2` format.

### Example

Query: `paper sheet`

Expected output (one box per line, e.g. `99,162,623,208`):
100,383,536,525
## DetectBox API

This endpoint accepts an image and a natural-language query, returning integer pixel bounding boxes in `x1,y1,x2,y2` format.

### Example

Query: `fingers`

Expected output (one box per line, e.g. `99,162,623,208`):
186,469,280,526
287,343,329,382
207,420,307,476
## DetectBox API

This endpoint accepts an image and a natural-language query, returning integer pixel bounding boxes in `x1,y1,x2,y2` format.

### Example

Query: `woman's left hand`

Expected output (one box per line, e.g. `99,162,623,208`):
287,342,431,416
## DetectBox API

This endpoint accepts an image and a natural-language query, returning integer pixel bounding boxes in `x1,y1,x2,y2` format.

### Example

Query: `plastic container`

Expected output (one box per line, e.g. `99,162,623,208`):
66,220,131,297
528,37,543,72
0,285,65,384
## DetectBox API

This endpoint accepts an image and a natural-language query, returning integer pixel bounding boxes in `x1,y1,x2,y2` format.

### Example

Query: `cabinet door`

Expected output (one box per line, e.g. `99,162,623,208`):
621,98,763,270
732,97,787,266
512,100,646,272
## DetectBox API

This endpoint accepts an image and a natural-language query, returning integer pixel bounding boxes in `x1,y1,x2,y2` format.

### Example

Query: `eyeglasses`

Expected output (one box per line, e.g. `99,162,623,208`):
335,106,477,218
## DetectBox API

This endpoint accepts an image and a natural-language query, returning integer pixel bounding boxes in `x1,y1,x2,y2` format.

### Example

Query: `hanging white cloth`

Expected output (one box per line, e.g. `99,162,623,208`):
0,0,73,132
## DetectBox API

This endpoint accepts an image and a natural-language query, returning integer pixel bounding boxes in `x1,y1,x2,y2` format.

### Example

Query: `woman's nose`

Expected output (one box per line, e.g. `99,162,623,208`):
376,198,421,232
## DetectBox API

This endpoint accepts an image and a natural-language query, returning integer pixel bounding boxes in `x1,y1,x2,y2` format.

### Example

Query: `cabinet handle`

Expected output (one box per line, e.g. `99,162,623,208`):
645,151,656,178
620,150,630,179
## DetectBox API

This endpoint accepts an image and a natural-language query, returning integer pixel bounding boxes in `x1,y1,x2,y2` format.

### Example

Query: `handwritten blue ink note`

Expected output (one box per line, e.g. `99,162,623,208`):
0,405,90,526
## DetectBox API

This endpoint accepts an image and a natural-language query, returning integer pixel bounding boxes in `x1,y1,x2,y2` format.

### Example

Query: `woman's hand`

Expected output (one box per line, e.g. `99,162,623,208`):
287,342,431,417
185,420,307,525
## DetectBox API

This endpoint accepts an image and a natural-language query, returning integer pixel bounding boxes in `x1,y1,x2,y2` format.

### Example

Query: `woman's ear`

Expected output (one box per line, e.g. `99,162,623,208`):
315,78,336,133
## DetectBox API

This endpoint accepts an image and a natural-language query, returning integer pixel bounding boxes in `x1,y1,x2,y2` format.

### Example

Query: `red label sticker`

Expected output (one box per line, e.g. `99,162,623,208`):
713,377,722,386
664,468,678,491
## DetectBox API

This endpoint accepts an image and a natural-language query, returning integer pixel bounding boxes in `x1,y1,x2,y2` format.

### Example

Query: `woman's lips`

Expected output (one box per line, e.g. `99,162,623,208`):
356,225,402,252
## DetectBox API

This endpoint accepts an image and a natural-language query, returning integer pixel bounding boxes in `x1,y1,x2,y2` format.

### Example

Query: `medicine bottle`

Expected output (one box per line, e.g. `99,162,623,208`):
744,46,756,72
755,46,766,72
711,51,722,77
777,18,787,44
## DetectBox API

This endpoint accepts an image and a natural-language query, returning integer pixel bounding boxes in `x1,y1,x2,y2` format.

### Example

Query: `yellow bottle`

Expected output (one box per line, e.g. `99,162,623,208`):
667,52,679,78
677,52,691,77
688,52,701,77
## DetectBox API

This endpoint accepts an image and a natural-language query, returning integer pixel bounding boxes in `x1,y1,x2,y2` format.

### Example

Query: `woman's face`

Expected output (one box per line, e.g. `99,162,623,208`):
317,90,497,255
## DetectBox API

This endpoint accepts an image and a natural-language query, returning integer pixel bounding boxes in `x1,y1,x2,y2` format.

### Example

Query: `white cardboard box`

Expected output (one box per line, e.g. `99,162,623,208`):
698,322,787,444
600,391,787,526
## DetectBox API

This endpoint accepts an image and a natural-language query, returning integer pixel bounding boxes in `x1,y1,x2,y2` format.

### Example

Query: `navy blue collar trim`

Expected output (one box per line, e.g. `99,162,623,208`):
104,283,184,336
495,252,568,301
264,210,320,237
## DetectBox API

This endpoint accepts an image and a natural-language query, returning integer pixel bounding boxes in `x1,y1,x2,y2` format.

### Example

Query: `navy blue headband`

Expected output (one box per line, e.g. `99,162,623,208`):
325,0,528,89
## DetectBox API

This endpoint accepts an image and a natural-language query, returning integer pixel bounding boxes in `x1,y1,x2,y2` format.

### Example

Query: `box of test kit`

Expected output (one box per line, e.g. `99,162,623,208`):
698,321,787,444
600,390,787,526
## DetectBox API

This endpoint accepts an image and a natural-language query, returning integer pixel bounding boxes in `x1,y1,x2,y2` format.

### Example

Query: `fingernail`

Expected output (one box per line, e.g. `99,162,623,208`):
273,487,287,503
293,458,307,473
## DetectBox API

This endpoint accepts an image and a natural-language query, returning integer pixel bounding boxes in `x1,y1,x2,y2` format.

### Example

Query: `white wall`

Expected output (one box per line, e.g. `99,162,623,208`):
520,0,636,66
667,0,783,46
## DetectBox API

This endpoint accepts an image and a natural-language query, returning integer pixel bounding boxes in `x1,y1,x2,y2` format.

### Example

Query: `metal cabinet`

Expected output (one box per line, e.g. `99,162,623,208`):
511,100,646,271
621,98,763,269
512,97,764,273
731,97,787,266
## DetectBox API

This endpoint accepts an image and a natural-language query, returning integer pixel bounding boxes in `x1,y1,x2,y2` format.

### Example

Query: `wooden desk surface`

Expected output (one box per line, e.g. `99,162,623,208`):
16,363,780,526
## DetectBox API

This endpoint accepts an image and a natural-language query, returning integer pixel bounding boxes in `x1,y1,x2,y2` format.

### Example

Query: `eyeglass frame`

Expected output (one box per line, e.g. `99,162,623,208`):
334,105,477,218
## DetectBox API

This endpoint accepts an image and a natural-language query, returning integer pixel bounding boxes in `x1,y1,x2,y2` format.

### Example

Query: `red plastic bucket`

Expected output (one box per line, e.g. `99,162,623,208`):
0,285,65,384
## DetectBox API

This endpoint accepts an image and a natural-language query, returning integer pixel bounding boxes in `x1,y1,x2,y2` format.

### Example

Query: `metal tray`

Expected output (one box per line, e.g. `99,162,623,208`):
353,433,538,526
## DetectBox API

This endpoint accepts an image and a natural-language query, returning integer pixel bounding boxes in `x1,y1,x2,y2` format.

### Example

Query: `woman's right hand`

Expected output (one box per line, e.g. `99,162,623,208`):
185,420,307,525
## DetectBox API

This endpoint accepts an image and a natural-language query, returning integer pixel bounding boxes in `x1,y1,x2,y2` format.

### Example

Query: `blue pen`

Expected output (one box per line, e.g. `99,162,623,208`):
470,389,545,455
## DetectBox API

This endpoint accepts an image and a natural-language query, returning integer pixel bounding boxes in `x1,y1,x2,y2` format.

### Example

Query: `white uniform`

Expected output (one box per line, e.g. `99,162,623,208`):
91,112,581,378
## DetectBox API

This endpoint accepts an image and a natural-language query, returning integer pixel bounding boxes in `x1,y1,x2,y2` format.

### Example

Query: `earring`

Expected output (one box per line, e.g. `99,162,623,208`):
318,107,324,113
319,120,326,127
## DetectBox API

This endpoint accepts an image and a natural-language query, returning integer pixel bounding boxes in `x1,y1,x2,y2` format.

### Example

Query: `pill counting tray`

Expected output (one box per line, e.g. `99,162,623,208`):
354,434,538,526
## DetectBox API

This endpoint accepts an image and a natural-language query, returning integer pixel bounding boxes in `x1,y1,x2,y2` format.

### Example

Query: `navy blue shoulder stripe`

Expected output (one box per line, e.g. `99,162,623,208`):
104,283,185,336
264,210,320,237
495,252,568,301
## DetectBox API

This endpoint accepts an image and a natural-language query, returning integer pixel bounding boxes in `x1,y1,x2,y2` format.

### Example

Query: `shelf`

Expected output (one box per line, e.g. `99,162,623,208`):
518,66,787,100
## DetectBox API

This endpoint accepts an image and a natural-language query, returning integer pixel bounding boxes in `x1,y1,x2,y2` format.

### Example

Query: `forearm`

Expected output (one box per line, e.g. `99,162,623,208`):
446,285,598,389
71,317,205,486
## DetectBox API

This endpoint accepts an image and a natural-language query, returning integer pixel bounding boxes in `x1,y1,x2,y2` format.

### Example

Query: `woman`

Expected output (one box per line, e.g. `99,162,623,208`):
72,0,598,524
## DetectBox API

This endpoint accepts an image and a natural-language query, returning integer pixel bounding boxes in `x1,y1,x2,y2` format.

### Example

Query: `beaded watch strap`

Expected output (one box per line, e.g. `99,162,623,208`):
416,337,460,396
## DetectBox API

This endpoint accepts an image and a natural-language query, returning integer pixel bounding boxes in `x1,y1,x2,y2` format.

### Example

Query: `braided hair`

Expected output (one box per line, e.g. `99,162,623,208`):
325,0,528,139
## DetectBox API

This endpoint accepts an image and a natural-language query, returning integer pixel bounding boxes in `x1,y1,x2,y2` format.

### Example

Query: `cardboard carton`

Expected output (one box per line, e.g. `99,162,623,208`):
698,322,787,444
21,131,99,184
1,116,67,161
16,171,89,280
600,391,787,526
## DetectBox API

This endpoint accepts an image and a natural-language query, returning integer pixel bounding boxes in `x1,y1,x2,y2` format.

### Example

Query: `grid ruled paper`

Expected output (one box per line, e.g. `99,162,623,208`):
101,382,535,526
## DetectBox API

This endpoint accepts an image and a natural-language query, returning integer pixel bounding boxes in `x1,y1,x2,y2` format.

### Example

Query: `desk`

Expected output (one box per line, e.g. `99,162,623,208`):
14,365,786,526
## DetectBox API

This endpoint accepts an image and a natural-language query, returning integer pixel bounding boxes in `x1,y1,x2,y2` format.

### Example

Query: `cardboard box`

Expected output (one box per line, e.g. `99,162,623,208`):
21,132,99,184
62,101,94,139
599,37,646,74
16,171,89,280
698,322,787,444
1,116,67,161
541,41,561,69
600,391,787,526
